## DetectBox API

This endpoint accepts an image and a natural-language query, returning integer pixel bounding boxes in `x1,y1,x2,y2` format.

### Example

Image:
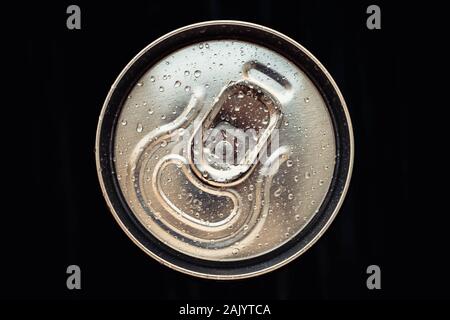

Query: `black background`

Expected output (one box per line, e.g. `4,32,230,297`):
3,0,416,301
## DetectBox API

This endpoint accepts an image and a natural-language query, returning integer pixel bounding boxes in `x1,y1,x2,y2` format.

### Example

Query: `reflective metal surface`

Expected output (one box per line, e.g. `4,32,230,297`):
96,21,353,279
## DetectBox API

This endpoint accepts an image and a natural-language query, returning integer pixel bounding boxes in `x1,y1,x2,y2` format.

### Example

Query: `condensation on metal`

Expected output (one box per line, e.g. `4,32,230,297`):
113,39,336,261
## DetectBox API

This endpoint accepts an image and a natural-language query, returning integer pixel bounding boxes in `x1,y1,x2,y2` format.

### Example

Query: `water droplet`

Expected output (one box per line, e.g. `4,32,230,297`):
248,194,253,201
136,123,143,133
274,187,283,197
199,43,204,49
286,160,293,167
319,180,324,185
205,43,209,48
205,84,210,88
160,140,168,147
174,80,181,88
184,70,190,76
194,70,201,78
295,214,300,221
284,121,289,126
305,172,311,179
137,81,143,87
232,248,240,255
288,193,294,200
185,86,191,92
161,114,166,120
304,97,310,103
121,119,127,126
294,175,299,182
159,86,164,92
148,109,154,115
219,63,223,68
150,76,155,82
237,91,245,99
243,224,249,231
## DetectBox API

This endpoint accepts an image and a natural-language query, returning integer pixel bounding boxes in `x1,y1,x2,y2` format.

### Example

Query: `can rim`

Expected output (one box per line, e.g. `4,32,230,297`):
95,20,354,280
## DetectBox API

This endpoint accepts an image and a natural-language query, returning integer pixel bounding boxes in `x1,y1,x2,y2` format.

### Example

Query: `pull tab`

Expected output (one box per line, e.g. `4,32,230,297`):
189,79,283,186
243,60,293,104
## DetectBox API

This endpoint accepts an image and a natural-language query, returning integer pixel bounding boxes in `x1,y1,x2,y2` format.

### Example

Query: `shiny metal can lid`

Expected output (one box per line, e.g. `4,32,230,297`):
96,21,353,279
